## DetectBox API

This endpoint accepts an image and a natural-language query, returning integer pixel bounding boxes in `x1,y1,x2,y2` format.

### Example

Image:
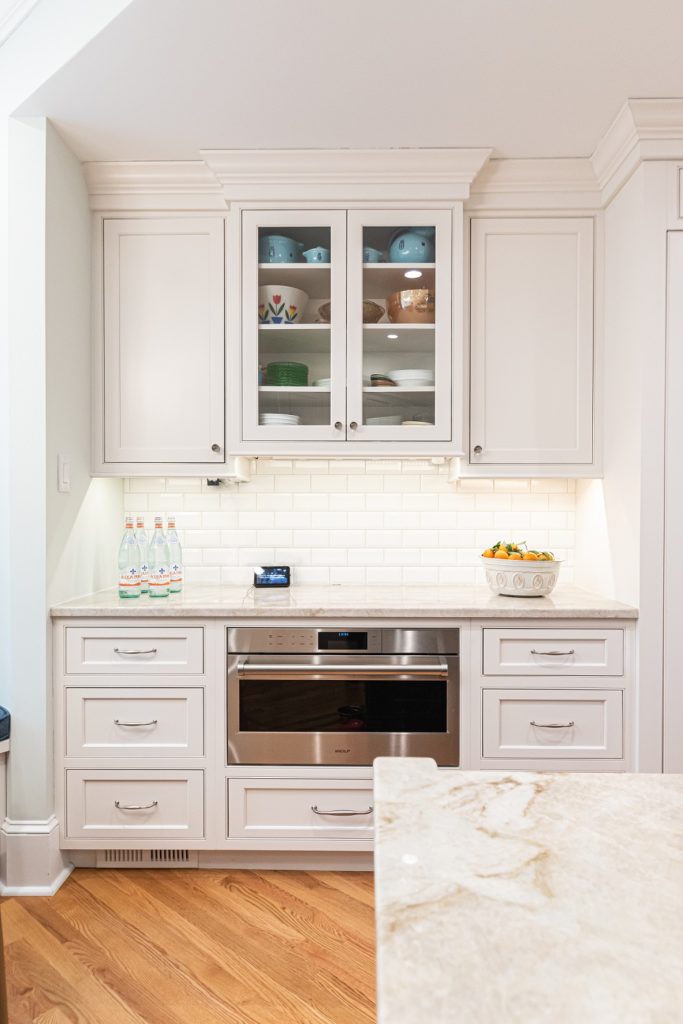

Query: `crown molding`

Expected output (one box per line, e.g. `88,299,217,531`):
592,99,683,203
200,147,493,202
468,158,601,210
83,160,227,210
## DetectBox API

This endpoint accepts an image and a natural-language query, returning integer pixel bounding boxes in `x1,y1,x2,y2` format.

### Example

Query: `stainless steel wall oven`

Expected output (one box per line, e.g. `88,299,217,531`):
227,626,459,766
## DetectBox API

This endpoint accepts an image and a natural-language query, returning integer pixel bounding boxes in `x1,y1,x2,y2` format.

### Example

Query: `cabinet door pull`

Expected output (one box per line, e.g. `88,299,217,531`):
114,800,158,811
473,445,483,454
530,721,575,729
114,719,158,728
529,649,575,656
334,421,343,430
113,648,158,656
349,421,358,431
311,805,373,816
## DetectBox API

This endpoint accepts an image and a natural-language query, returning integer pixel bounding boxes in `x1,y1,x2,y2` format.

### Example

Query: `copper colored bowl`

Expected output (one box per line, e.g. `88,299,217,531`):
386,289,435,324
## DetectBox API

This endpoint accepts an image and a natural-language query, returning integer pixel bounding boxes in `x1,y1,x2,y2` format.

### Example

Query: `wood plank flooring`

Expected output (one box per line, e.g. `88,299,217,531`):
0,869,376,1024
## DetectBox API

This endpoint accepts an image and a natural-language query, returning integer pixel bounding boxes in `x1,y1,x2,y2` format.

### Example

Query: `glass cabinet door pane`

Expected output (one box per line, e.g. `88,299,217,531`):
242,211,346,441
347,210,453,441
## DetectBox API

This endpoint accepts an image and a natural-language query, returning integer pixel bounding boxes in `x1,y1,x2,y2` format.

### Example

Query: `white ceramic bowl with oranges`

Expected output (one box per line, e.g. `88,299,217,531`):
480,541,561,597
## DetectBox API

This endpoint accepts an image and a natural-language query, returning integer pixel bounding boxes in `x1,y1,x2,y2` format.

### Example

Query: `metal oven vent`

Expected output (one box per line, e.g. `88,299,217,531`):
96,849,198,868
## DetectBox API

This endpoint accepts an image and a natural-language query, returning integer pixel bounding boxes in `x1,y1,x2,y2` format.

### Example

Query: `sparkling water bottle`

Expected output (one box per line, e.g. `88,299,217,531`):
135,515,149,594
118,514,141,598
148,515,170,598
167,514,183,593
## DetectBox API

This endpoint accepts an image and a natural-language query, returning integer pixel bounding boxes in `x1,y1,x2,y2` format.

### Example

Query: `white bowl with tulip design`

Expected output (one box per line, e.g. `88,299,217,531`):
258,285,309,324
480,555,562,597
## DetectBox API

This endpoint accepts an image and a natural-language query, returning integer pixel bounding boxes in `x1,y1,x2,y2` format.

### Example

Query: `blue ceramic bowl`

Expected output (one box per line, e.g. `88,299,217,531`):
363,246,384,263
302,246,330,263
388,229,435,263
259,235,304,263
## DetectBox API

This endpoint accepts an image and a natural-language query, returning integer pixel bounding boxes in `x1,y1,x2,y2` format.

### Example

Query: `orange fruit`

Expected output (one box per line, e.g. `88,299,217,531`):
494,549,509,559
508,552,522,560
482,549,495,558
523,551,538,560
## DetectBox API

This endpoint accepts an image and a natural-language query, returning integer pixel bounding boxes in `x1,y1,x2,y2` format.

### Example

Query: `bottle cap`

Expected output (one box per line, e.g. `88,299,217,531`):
168,514,176,527
154,515,163,526
136,516,144,527
125,514,134,526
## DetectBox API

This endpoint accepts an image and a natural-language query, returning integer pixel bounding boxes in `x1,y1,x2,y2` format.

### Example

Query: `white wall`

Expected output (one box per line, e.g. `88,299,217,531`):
45,121,122,609
0,2,135,893
126,463,577,587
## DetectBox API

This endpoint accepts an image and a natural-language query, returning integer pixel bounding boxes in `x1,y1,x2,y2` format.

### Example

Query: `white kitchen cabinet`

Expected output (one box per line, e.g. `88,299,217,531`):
238,207,459,453
100,217,225,466
469,217,594,468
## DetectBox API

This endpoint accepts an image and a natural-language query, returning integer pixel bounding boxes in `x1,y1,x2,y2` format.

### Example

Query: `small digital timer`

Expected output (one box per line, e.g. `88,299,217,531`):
253,565,291,588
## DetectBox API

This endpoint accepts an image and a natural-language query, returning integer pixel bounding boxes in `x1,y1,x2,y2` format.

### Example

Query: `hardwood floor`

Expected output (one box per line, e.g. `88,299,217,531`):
0,869,376,1024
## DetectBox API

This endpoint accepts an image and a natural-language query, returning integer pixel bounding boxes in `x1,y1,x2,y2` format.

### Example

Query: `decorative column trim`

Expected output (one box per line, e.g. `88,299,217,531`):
0,815,73,895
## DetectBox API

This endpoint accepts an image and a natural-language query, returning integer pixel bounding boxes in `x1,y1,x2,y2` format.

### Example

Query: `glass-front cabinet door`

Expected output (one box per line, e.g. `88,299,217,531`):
242,210,347,441
346,209,453,441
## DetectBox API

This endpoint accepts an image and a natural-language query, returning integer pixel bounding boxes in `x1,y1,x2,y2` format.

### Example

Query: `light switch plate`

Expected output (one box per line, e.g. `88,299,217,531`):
58,454,71,493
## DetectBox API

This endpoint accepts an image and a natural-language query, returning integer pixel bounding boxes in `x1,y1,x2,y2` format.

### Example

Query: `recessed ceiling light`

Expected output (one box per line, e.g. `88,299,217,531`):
404,269,422,279
387,333,398,339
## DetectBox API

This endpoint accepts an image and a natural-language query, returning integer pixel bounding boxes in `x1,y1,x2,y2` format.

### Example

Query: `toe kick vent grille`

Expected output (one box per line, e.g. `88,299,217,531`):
96,849,198,868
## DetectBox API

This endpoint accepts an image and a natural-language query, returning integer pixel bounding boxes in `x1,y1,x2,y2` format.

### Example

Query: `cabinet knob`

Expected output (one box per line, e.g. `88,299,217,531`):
349,421,358,431
211,443,221,453
334,421,343,431
473,445,483,455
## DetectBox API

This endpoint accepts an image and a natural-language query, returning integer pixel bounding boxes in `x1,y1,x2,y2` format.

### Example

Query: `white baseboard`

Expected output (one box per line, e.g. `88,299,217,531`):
0,815,74,895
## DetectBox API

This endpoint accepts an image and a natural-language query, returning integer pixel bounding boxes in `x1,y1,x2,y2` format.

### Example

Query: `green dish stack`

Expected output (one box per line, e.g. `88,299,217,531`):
266,361,309,386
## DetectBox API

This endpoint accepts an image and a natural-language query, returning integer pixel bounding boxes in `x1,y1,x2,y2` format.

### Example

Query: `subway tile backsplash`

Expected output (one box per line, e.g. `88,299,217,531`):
124,460,576,587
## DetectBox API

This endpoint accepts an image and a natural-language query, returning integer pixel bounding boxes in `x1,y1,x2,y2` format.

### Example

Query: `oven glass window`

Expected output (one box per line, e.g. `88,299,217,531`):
239,678,447,733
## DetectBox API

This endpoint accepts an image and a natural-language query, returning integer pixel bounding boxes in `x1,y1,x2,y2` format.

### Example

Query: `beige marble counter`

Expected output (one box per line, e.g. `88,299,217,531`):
374,758,683,1023
50,583,637,619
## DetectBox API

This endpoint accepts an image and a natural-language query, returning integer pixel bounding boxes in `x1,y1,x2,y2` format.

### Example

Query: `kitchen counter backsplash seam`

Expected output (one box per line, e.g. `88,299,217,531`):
123,461,577,588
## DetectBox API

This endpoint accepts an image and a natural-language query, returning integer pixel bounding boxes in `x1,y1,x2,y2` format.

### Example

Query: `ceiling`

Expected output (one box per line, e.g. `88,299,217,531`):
15,0,683,162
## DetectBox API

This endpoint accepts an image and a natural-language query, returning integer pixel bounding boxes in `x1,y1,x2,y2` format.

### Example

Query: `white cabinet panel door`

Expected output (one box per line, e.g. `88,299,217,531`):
470,217,594,465
104,218,225,463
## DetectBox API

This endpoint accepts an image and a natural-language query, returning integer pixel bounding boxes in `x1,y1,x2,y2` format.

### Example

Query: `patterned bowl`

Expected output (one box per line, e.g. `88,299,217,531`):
258,285,309,324
480,555,562,597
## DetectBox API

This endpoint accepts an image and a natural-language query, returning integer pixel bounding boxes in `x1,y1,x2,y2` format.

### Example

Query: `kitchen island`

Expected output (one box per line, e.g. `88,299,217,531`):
374,758,683,1023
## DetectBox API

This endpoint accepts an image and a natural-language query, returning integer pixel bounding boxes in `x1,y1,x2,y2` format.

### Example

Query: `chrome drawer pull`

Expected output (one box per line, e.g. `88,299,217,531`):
530,649,575,656
530,721,575,729
114,800,158,811
114,719,158,728
311,805,373,817
113,648,158,656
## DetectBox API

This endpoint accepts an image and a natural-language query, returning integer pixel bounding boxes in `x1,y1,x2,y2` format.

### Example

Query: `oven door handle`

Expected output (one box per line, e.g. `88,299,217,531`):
235,659,449,681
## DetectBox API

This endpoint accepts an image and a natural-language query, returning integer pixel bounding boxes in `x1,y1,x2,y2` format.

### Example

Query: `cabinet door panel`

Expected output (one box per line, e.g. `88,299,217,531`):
104,218,225,463
470,217,593,465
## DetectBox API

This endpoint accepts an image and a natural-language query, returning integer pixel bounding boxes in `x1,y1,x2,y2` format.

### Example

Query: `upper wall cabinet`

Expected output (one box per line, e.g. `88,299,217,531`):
234,207,461,455
98,217,225,468
469,217,595,471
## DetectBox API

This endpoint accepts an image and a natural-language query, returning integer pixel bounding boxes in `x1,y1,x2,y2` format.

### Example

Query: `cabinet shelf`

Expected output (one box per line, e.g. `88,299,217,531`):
363,325,435,354
363,264,436,293
258,386,331,394
258,264,331,290
362,386,435,393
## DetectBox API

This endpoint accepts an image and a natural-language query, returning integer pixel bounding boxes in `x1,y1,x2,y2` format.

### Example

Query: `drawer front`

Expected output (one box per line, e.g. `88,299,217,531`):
482,688,623,759
65,627,204,675
227,779,374,840
483,628,624,676
66,769,204,838
65,688,204,758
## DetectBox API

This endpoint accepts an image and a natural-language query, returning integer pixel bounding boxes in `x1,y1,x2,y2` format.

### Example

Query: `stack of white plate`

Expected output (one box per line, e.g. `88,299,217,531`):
388,368,435,388
312,378,332,388
366,415,402,426
259,412,301,426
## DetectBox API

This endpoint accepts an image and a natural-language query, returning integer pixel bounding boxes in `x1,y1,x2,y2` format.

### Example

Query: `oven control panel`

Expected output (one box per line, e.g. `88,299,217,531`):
227,627,382,654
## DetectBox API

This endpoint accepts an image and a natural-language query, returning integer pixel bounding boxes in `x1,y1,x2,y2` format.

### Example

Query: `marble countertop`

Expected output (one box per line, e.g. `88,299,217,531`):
50,583,637,619
374,758,683,1024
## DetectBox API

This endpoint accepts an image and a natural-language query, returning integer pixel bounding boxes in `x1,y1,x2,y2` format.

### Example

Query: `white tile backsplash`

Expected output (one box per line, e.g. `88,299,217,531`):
124,460,576,586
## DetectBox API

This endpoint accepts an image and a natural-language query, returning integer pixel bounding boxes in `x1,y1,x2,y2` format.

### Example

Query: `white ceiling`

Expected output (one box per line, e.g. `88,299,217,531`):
15,0,683,161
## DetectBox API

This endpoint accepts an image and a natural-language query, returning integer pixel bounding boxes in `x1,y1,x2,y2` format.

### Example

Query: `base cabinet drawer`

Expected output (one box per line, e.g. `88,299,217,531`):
482,689,623,759
227,779,374,840
65,688,204,758
66,770,204,839
65,627,204,675
483,628,624,676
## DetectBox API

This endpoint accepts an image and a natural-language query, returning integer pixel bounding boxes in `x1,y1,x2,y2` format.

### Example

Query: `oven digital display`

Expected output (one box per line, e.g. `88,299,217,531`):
317,631,368,651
